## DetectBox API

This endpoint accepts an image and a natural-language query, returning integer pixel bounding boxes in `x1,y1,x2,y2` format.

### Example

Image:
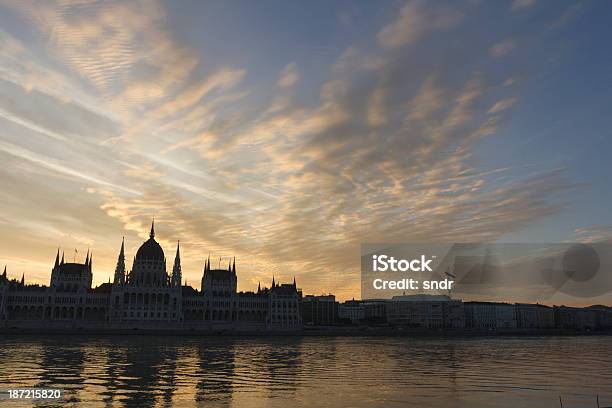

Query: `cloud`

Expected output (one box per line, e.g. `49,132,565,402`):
574,226,612,243
277,63,299,88
490,39,516,57
488,97,517,114
377,0,462,49
0,139,139,195
511,0,536,11
0,0,576,300
503,77,519,87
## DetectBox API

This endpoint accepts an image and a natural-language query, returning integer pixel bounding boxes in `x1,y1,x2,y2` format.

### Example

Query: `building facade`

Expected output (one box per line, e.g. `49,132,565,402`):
386,295,465,329
0,222,302,331
464,301,517,330
515,303,554,329
302,295,339,326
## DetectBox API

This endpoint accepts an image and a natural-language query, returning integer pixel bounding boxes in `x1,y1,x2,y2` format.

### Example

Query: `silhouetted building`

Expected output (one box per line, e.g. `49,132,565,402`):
361,300,388,324
301,295,338,326
515,303,554,329
0,221,301,331
338,300,365,324
586,305,612,330
387,295,464,329
465,301,516,330
553,306,596,331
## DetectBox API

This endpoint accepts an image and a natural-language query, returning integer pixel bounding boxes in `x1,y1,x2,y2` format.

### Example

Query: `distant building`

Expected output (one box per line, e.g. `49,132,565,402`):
0,221,301,331
361,300,388,324
515,303,554,329
338,300,366,324
554,306,596,331
465,301,516,330
387,295,464,329
301,295,338,326
586,305,612,330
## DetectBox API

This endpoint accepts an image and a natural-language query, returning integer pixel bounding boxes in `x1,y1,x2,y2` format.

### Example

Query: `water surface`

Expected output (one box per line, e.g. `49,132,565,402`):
1,335,610,407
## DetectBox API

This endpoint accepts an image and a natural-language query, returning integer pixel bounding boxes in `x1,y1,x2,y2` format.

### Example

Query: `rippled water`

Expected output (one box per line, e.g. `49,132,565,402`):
1,335,611,407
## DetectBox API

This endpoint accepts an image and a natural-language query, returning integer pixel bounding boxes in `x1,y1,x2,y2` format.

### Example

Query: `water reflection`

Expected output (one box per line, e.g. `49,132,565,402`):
0,335,611,408
194,339,236,406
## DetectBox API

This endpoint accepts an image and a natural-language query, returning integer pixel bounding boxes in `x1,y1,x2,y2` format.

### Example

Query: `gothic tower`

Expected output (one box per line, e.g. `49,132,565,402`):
171,241,182,287
114,237,126,285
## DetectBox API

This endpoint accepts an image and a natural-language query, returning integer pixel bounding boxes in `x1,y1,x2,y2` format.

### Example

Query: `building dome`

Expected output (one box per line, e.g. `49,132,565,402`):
136,238,165,261
135,220,165,261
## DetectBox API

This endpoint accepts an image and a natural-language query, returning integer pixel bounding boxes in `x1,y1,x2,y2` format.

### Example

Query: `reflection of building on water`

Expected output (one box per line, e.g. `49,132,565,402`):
0,221,302,331
36,339,86,404
118,340,179,408
195,341,236,406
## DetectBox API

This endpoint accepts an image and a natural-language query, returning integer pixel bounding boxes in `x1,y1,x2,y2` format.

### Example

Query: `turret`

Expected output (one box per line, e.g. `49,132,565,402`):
114,237,126,285
171,241,182,287
54,249,60,268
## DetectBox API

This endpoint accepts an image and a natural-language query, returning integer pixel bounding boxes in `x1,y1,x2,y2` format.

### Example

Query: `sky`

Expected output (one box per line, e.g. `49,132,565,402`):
0,0,611,303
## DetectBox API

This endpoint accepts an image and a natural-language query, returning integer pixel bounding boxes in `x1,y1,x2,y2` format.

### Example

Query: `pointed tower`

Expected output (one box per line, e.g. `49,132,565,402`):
150,218,155,239
60,251,65,265
2,265,6,279
172,241,182,287
20,273,24,285
85,249,90,266
201,255,210,292
232,257,236,274
272,275,275,288
54,249,60,268
257,281,261,293
293,276,296,288
114,237,126,285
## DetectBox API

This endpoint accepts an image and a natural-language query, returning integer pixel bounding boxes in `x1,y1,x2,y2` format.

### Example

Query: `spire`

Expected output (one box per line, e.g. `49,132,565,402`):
272,275,275,288
85,249,90,265
20,273,24,285
258,281,261,293
232,257,236,274
293,276,296,288
2,265,6,278
228,258,231,271
172,240,182,287
114,237,126,285
149,218,155,239
61,251,65,265
54,248,60,268
88,253,92,270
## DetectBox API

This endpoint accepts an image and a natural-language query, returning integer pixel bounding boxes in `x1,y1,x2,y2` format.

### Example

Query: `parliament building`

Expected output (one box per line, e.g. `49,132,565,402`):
0,221,302,331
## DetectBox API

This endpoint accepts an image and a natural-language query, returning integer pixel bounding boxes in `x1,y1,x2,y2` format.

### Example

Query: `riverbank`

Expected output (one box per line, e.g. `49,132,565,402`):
2,326,611,337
